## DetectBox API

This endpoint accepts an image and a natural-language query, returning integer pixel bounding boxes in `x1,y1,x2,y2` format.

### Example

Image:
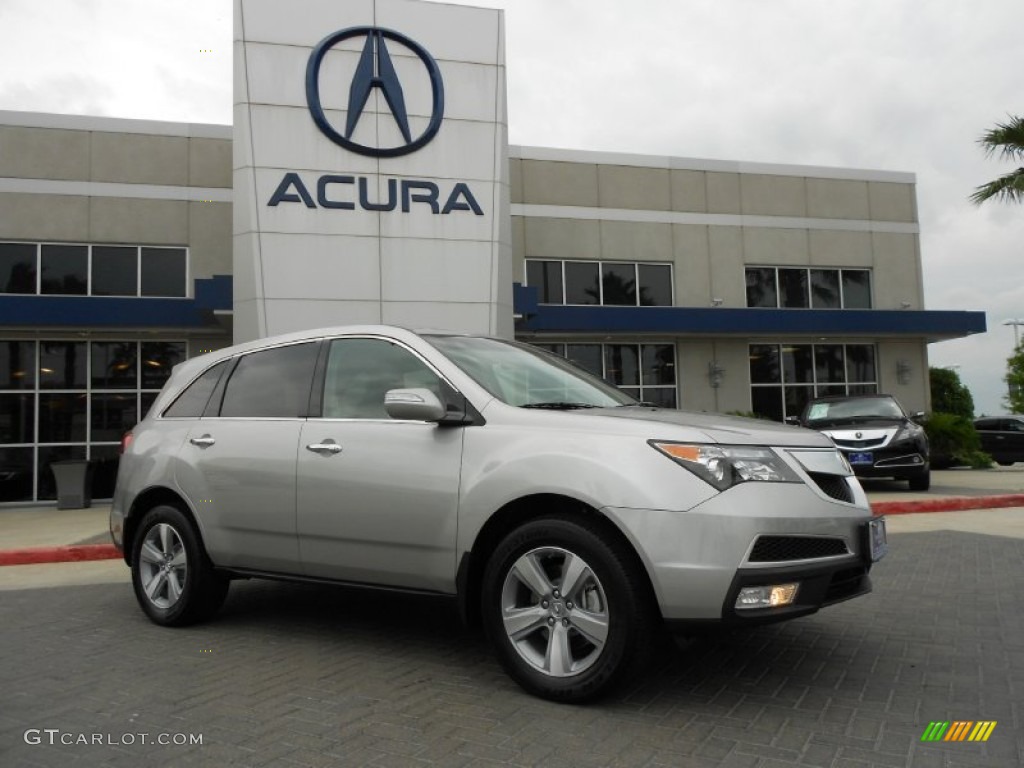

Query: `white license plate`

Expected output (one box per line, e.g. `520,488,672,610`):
866,517,888,562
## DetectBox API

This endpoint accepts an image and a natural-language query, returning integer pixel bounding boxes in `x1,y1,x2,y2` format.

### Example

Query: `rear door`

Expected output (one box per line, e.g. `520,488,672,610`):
173,341,319,572
296,336,464,592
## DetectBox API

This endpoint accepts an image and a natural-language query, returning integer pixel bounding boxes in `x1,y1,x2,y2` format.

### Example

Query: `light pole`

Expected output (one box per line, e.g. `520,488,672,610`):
1004,319,1024,350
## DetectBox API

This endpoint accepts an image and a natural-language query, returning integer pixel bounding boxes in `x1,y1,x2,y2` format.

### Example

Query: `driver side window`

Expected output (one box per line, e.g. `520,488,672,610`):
321,338,443,419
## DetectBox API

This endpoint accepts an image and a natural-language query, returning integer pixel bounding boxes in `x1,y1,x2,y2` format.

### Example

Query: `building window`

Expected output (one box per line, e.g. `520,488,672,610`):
532,342,677,407
0,339,186,502
526,260,673,306
749,343,877,421
745,267,872,309
0,242,189,298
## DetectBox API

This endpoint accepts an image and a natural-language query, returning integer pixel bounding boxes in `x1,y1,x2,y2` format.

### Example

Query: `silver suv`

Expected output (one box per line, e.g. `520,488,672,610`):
111,326,886,702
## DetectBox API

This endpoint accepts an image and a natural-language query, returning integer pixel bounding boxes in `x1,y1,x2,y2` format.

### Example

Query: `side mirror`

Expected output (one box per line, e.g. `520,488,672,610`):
384,388,447,422
912,411,926,422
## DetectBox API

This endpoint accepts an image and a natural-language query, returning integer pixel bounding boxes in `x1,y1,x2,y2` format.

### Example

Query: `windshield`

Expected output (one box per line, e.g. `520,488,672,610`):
424,335,636,408
805,397,904,424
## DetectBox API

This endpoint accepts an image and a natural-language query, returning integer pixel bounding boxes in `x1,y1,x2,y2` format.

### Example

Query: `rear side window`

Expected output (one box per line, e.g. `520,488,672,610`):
162,360,229,419
220,342,319,418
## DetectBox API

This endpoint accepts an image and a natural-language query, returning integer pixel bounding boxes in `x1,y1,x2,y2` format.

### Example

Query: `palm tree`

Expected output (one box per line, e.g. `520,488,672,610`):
970,114,1024,205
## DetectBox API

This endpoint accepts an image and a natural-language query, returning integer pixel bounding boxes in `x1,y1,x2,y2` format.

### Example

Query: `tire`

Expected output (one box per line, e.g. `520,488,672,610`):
131,504,229,627
908,469,931,492
481,516,657,703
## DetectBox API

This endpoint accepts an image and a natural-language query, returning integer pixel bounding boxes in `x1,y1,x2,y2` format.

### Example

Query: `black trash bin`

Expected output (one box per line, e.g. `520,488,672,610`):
51,460,93,510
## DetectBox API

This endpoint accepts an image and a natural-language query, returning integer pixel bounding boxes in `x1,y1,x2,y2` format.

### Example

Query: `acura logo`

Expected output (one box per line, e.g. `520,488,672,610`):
305,26,445,158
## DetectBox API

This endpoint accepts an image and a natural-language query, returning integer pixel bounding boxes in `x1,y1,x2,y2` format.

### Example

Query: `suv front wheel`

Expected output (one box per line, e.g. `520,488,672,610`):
131,504,229,626
481,516,656,702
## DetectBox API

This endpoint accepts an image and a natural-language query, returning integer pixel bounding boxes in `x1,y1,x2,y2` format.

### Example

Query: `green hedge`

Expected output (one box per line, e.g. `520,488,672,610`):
923,412,992,469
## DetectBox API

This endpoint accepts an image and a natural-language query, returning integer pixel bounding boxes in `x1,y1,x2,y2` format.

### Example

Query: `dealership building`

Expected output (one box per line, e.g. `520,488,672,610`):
0,0,984,503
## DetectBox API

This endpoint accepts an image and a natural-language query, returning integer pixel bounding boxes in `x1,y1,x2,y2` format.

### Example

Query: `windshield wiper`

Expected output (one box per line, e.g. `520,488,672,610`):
520,402,599,410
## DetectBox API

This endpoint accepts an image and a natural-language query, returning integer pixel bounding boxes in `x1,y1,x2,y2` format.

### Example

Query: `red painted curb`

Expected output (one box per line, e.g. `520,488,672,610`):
872,494,1024,516
0,544,122,566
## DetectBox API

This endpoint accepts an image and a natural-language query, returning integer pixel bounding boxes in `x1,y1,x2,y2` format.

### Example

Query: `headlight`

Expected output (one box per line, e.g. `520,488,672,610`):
894,423,924,442
649,441,801,491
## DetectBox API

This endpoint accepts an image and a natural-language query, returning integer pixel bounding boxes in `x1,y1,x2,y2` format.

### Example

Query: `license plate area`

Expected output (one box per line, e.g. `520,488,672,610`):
848,451,873,466
864,517,888,562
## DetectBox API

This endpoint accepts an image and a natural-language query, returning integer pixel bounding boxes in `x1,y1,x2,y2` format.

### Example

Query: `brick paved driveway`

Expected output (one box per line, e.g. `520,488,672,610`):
1,530,1021,768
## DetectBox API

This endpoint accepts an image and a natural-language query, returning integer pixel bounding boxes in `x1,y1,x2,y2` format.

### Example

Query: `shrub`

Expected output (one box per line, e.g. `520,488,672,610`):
923,412,992,469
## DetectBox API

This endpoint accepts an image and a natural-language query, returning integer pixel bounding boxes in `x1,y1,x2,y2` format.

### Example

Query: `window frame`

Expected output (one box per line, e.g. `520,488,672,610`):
525,259,674,307
744,266,873,310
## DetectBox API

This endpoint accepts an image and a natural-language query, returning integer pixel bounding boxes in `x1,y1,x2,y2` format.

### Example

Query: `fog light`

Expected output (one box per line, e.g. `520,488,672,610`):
735,583,799,609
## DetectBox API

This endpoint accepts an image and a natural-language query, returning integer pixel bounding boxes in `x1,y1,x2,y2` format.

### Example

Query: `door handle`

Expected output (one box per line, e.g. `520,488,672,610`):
306,441,342,455
189,435,215,447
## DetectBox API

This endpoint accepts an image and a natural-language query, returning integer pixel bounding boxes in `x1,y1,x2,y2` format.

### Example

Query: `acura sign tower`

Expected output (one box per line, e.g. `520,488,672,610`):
233,0,512,342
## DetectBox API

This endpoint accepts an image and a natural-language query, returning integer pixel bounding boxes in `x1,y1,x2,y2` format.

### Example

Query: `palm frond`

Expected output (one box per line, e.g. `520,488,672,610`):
977,115,1024,161
970,167,1024,205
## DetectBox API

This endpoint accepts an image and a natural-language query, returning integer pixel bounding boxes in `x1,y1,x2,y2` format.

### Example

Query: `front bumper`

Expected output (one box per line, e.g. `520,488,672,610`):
603,478,877,624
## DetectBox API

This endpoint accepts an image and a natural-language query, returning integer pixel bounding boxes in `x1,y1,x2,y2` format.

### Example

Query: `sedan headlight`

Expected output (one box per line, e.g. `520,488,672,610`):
649,441,801,491
894,422,925,443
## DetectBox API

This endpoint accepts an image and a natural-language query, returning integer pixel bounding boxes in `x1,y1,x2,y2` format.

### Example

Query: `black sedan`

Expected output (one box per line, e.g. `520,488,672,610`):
794,394,930,491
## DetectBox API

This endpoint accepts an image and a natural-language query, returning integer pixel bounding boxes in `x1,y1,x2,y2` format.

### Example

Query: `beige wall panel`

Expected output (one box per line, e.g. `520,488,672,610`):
520,160,598,207
713,341,756,414
0,127,90,181
188,201,232,279
597,165,670,211
670,169,707,213
672,224,711,307
742,227,809,265
90,132,189,186
189,138,233,189
509,157,523,204
876,340,930,413
871,232,921,309
705,172,741,214
808,229,873,266
707,227,745,305
0,192,89,241
89,197,188,245
869,182,916,222
599,220,672,261
740,174,806,217
523,217,600,260
805,178,870,220
510,215,525,280
678,341,717,412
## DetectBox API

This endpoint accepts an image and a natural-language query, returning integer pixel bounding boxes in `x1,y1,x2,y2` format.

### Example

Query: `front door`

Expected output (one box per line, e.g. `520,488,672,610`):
296,337,464,592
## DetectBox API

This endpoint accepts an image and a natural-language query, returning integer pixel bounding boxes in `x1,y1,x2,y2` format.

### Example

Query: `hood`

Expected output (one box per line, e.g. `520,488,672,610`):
806,416,908,430
589,407,836,448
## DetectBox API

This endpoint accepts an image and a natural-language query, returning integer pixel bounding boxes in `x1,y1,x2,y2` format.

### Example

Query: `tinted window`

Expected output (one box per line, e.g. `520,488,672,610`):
0,341,35,389
91,342,137,389
601,263,636,306
141,247,187,297
564,261,600,305
810,269,840,308
40,245,87,295
638,264,672,306
91,394,139,441
163,360,229,419
745,268,777,308
39,342,86,389
842,270,872,309
778,269,809,308
322,338,442,419
141,342,186,389
526,260,563,304
92,246,137,296
220,343,318,418
0,243,37,294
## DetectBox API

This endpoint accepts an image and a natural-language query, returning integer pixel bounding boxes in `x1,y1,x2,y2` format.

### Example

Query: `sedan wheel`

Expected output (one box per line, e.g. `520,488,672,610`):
138,523,188,610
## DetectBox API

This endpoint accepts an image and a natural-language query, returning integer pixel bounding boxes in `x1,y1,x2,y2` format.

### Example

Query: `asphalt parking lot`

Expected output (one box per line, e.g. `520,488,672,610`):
1,527,1022,767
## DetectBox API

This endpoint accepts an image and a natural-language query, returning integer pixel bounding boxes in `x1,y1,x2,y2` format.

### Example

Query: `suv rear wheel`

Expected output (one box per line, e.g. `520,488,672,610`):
131,504,229,626
481,516,656,702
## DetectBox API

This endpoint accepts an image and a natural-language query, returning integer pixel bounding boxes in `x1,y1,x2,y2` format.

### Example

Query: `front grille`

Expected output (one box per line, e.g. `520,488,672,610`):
808,472,855,503
749,535,850,562
834,437,885,449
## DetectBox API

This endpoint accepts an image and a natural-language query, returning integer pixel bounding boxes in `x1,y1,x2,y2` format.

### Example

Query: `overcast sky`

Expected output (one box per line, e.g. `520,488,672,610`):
1,0,1021,414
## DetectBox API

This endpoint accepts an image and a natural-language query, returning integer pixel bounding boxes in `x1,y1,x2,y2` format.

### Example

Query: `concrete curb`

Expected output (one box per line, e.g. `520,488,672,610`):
0,544,121,566
872,494,1024,516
